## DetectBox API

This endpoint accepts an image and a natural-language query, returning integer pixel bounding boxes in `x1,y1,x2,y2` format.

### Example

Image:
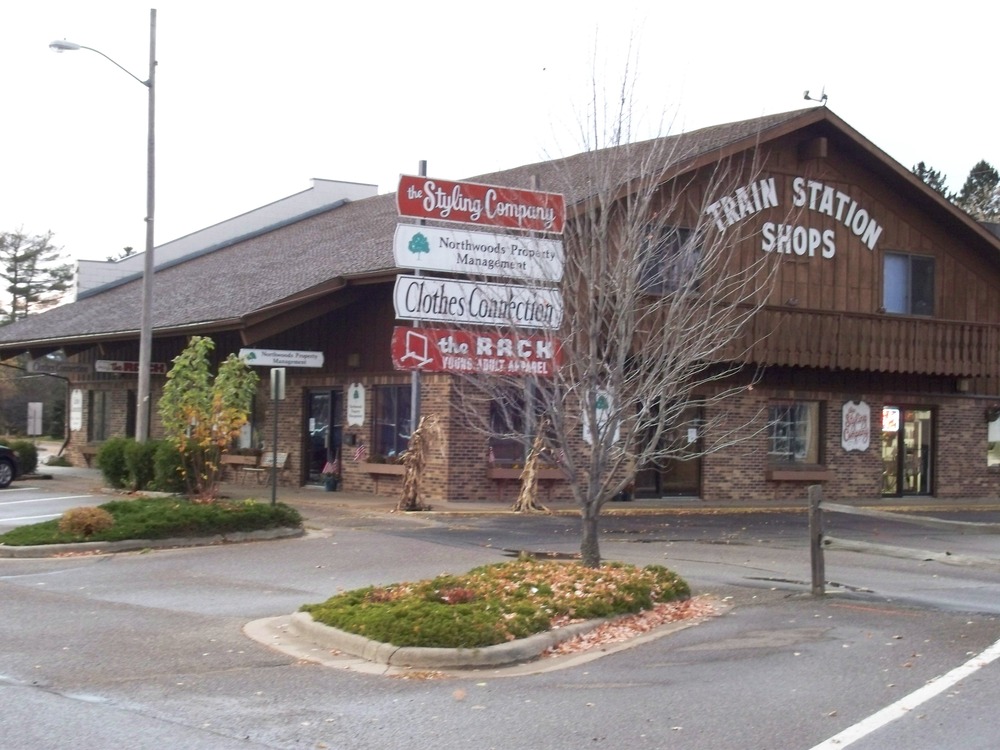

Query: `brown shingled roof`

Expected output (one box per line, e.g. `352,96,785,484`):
0,107,889,354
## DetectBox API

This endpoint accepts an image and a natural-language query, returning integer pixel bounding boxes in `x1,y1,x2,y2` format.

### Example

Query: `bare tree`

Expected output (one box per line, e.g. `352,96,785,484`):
445,87,785,566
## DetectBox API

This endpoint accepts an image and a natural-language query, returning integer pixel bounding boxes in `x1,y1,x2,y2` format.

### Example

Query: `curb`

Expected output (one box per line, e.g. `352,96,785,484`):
286,611,610,669
0,526,305,558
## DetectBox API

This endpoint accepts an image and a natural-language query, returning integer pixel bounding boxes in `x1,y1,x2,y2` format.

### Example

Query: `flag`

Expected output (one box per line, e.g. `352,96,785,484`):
322,460,338,475
354,443,367,462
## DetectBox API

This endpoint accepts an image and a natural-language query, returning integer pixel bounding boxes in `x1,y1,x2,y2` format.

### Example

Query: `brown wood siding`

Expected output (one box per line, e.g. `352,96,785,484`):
732,307,1000,379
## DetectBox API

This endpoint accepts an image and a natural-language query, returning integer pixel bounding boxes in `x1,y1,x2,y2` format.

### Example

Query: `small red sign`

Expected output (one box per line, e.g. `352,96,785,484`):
397,175,565,234
391,327,561,376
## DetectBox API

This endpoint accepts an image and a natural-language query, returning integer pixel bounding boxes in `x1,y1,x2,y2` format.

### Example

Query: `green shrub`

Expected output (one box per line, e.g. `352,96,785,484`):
58,506,115,537
7,440,37,475
97,437,131,489
0,497,302,546
153,440,187,493
125,439,160,491
302,559,691,649
45,454,71,467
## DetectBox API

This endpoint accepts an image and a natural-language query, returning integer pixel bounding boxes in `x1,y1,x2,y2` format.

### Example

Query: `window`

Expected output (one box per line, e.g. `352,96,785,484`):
88,390,110,442
988,413,1000,467
488,384,553,466
639,225,702,295
883,252,934,315
374,385,412,459
768,401,822,465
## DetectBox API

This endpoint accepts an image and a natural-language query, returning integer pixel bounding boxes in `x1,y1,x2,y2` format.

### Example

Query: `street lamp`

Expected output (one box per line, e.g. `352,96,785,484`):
50,8,157,443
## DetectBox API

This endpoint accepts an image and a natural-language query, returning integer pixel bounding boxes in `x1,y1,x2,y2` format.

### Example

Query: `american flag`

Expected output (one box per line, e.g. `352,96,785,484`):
322,459,339,475
354,443,367,462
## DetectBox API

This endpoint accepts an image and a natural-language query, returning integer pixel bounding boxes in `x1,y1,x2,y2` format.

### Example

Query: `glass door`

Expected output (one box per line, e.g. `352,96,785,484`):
634,408,702,498
881,406,933,496
306,390,342,485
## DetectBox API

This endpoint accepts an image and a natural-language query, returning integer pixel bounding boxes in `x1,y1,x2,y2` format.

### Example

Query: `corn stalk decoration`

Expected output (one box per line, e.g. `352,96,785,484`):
397,414,442,511
512,425,551,514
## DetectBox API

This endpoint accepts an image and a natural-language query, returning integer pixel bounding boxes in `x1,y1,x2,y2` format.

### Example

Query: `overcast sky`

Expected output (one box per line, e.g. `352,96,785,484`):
2,1,997,263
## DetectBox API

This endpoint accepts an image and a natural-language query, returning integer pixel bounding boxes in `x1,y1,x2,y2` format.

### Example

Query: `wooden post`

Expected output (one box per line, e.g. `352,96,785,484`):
809,484,825,596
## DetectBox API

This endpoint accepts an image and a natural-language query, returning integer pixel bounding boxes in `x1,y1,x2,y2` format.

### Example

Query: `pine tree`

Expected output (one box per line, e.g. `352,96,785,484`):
956,160,1000,221
912,162,954,201
0,230,74,323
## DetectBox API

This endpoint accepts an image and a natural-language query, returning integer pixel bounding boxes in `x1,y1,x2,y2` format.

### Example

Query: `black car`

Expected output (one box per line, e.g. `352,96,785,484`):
0,445,20,489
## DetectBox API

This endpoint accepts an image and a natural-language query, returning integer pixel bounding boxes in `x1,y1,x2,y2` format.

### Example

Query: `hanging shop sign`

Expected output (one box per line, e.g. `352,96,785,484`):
347,383,366,426
70,389,83,432
841,400,871,452
95,360,168,375
393,224,564,282
26,359,92,375
391,326,561,376
582,388,620,445
397,175,565,234
393,274,563,330
238,349,324,368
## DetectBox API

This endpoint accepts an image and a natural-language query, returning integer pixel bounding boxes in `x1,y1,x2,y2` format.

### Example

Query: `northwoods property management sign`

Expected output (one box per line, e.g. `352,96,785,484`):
392,224,564,282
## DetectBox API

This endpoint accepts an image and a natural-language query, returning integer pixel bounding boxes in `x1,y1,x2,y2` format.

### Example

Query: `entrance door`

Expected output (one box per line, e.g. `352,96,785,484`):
881,406,933,496
306,390,342,485
634,408,702,498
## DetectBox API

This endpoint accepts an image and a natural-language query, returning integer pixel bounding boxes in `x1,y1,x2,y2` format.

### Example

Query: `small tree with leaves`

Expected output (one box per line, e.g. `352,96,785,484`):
0,229,73,323
158,336,259,501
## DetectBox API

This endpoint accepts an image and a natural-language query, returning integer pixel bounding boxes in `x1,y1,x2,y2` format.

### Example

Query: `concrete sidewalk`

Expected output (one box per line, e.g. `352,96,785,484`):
29,456,1000,528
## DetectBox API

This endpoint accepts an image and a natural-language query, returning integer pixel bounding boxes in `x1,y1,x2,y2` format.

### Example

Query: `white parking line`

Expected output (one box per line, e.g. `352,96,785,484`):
1,514,62,523
809,637,1000,748
0,495,94,507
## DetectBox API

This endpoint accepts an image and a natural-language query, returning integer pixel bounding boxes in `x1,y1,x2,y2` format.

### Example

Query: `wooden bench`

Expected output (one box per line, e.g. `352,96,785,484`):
219,453,259,483
243,451,290,485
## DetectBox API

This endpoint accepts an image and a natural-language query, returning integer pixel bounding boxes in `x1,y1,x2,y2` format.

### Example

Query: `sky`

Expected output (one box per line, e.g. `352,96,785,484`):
2,1,997,263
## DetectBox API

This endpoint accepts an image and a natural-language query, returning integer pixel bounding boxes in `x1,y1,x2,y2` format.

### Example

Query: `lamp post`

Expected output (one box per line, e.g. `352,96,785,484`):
50,8,157,443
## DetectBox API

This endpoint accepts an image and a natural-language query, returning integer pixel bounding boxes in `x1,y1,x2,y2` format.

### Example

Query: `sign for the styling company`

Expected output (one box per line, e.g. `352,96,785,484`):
397,175,566,234
841,400,871,452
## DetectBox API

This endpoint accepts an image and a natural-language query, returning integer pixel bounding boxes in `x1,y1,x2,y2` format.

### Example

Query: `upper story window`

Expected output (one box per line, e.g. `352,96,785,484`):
638,225,702,295
883,252,934,316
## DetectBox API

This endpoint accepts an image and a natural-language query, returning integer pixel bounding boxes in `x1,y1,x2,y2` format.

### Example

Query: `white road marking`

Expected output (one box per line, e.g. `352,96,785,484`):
0,514,62,523
809,637,1000,748
0,495,94,507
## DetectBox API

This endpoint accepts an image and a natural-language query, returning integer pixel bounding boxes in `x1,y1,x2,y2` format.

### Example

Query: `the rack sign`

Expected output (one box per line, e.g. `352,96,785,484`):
397,175,565,234
391,326,561,376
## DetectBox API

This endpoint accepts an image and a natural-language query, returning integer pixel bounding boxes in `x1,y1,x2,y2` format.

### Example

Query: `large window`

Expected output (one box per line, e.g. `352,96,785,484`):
988,412,1000,467
88,390,110,442
768,401,822,465
883,252,934,315
374,385,412,459
488,385,553,466
638,225,702,295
